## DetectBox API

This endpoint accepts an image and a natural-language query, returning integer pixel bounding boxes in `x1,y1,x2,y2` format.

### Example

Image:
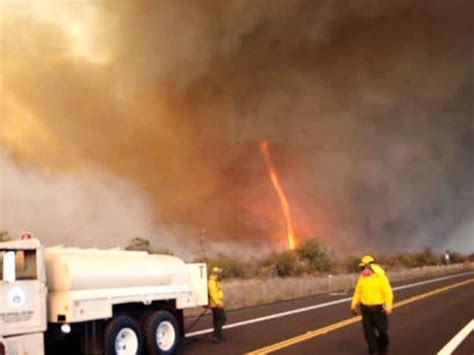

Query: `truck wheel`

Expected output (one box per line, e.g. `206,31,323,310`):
105,316,144,355
143,311,179,354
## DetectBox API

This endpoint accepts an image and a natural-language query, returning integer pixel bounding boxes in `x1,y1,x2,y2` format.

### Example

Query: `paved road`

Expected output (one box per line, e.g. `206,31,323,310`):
180,271,474,355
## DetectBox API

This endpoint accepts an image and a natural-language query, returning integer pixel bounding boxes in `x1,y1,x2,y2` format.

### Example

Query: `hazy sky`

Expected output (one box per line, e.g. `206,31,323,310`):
1,0,472,253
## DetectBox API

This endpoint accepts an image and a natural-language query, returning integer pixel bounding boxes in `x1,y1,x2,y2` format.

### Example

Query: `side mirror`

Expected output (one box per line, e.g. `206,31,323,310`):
3,251,16,282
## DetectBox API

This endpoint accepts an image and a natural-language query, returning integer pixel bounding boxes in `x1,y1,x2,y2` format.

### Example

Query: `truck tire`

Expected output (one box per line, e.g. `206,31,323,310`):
143,311,179,355
104,316,144,355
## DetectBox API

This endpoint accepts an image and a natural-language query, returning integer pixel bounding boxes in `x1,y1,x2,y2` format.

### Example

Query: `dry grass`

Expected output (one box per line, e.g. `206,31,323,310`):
223,263,473,309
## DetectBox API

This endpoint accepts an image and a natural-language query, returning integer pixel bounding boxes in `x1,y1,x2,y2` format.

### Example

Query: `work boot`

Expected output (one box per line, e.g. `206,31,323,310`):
208,334,222,344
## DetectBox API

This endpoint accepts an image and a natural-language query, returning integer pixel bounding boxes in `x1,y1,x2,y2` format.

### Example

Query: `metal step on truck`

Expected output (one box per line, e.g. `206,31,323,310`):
0,235,208,355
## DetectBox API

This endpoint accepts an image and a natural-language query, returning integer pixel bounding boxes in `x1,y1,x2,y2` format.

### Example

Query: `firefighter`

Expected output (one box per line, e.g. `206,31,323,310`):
351,255,393,355
208,266,226,343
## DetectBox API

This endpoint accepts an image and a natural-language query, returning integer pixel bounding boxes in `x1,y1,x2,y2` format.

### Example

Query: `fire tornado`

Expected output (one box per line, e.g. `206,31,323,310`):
260,140,297,250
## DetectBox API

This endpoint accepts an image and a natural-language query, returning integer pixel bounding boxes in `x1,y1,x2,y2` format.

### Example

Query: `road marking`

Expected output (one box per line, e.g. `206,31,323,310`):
246,278,474,354
185,271,473,337
437,319,474,355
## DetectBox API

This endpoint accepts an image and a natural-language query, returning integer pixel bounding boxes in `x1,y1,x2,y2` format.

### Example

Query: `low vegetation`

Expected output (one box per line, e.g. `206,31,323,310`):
125,237,174,255
0,230,10,242
196,241,474,279
222,263,474,309
125,237,473,280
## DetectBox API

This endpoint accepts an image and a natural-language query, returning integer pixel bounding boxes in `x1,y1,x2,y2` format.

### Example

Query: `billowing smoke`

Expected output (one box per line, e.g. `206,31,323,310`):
1,0,472,252
0,152,159,248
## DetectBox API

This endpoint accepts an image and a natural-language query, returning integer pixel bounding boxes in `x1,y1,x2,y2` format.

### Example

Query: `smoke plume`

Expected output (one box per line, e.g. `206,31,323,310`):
1,0,472,253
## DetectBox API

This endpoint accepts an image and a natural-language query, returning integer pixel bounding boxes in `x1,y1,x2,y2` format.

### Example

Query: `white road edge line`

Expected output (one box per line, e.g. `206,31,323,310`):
186,271,473,337
437,319,474,355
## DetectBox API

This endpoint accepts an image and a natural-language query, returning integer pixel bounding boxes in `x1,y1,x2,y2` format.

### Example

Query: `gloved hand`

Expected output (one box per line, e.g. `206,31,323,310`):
350,305,359,315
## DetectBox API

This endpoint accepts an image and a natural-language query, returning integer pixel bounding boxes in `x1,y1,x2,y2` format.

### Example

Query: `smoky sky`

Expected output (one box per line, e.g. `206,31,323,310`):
1,0,473,252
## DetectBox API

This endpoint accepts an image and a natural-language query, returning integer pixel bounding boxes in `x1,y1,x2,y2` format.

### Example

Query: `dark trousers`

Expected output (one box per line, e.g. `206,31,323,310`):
211,307,227,340
360,305,389,354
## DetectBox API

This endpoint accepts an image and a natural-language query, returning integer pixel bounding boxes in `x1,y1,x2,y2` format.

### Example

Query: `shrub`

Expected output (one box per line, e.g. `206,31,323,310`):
296,239,332,272
412,248,438,267
197,255,253,279
344,256,361,273
377,248,443,270
125,237,153,253
447,251,467,264
264,250,304,277
0,230,10,242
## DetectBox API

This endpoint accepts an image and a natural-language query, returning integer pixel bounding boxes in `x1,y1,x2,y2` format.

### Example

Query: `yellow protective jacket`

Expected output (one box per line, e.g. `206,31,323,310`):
208,275,224,308
351,264,393,308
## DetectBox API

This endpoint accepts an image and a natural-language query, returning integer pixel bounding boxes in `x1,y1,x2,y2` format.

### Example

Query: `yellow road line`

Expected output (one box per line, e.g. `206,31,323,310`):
247,277,474,354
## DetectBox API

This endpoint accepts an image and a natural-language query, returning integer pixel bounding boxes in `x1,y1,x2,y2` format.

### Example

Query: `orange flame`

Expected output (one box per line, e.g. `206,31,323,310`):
260,140,297,249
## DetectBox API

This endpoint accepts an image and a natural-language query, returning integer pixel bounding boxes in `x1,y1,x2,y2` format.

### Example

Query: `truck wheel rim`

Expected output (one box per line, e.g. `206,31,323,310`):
115,328,138,355
156,321,176,351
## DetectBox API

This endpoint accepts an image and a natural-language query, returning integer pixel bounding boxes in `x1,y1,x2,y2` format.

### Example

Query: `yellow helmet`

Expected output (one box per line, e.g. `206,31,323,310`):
359,255,375,267
211,266,221,273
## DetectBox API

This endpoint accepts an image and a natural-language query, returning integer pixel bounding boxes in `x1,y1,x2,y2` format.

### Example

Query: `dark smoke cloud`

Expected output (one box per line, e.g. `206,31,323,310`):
1,0,472,252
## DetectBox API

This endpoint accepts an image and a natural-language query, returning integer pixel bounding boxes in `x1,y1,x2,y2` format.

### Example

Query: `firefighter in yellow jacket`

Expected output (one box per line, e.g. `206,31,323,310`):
208,266,226,343
351,255,393,355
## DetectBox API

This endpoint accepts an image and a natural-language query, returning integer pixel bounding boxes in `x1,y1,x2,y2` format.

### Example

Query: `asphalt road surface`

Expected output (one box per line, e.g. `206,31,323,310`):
180,271,474,355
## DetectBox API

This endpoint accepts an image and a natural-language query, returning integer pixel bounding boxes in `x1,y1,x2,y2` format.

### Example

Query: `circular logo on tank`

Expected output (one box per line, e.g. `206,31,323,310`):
8,287,26,308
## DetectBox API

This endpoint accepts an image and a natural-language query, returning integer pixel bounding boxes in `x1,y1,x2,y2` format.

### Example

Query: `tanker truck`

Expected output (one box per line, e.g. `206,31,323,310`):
0,237,208,355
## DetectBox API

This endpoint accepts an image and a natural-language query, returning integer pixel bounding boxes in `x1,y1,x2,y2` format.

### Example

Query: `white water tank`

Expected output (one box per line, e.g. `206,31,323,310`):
44,248,188,291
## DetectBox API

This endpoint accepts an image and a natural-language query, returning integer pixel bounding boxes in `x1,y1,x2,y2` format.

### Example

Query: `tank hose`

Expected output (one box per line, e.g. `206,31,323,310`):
185,307,209,333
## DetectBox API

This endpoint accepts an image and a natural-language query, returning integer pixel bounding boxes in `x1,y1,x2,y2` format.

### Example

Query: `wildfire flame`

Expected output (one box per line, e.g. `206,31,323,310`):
260,140,297,250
